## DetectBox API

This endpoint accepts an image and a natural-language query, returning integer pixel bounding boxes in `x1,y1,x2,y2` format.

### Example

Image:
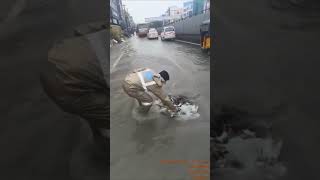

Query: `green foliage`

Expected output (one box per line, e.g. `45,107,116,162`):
110,25,122,42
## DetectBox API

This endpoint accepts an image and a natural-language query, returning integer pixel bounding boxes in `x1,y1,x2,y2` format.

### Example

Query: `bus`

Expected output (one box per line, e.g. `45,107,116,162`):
148,21,163,35
136,23,149,37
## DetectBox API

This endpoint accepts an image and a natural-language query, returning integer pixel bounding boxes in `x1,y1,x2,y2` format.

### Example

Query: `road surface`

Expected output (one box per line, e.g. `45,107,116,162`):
110,36,210,180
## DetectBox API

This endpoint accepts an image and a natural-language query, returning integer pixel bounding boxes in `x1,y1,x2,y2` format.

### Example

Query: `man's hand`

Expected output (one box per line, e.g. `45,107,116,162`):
168,107,180,117
171,106,179,113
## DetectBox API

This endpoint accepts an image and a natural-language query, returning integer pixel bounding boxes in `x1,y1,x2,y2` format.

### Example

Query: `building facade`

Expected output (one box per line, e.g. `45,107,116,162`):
118,0,126,29
129,15,135,28
204,0,210,13
145,16,175,23
168,6,183,17
110,0,134,33
183,1,193,18
110,0,120,25
193,0,205,16
164,6,184,22
123,9,134,33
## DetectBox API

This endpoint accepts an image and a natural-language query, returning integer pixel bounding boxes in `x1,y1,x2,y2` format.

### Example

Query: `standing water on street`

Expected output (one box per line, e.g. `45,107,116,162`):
110,36,210,180
110,0,210,179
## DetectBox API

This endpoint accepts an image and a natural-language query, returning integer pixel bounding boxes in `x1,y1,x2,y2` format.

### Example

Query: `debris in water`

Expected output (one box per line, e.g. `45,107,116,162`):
154,95,200,121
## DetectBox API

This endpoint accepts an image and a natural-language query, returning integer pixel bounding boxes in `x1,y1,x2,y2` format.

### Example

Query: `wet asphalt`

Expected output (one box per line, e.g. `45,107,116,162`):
110,35,210,180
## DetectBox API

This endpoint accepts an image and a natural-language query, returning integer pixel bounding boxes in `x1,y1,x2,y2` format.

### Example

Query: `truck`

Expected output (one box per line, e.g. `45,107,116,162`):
136,23,149,37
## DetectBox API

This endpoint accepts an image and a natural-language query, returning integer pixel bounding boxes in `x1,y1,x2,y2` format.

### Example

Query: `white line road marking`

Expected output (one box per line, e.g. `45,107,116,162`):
110,42,129,74
167,57,184,71
175,39,200,46
111,52,124,73
120,45,126,50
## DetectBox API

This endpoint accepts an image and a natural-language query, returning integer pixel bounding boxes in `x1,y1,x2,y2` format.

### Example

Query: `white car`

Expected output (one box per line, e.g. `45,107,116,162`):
147,28,159,39
160,26,176,41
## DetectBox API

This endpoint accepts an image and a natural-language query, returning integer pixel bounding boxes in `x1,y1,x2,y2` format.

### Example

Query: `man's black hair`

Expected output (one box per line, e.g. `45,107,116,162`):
159,70,170,81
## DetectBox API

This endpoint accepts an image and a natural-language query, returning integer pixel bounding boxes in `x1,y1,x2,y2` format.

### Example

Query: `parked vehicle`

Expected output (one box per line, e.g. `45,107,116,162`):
136,23,149,37
160,26,176,41
200,19,210,54
147,28,159,39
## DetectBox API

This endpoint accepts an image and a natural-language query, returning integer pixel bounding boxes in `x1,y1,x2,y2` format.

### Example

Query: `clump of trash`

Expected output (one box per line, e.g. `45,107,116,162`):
154,95,200,121
110,39,118,47
176,103,200,120
110,38,126,48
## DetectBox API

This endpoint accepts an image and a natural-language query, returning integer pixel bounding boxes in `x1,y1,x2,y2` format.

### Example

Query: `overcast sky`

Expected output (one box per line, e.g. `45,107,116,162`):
122,0,189,23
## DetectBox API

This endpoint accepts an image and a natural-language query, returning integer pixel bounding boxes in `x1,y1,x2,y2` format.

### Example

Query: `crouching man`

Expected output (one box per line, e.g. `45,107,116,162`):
122,68,178,114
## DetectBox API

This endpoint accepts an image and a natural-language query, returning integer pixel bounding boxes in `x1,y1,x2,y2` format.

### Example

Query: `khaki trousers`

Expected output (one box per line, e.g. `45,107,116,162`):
122,81,153,113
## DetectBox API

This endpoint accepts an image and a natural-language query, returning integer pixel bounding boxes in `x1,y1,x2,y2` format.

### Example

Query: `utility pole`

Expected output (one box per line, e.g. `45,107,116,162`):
126,8,130,32
122,4,129,34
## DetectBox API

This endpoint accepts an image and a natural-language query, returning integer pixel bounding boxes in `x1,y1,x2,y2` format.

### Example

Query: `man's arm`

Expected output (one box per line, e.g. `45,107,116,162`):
133,67,147,73
150,86,177,112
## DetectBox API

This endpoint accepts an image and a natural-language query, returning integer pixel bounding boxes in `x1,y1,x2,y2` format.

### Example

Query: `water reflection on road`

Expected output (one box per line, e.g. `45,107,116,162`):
110,36,210,180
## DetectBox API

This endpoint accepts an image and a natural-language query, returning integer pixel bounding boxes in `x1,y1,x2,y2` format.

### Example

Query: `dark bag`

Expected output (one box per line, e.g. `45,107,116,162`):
40,24,109,135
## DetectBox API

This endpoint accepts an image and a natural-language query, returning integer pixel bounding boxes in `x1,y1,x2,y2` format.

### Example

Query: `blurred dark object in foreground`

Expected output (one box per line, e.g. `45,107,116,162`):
271,0,320,9
213,0,320,179
0,0,108,179
211,105,286,179
40,22,109,155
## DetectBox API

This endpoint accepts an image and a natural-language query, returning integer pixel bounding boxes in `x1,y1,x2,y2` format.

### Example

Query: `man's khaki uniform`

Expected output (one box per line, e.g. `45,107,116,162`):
122,68,176,112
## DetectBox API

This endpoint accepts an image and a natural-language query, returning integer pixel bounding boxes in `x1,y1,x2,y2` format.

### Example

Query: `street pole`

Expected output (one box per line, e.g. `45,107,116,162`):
122,4,126,32
122,5,129,34
126,8,130,34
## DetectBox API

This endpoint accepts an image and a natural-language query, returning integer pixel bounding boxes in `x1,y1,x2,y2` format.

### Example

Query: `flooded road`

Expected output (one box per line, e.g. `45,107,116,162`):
110,36,210,180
